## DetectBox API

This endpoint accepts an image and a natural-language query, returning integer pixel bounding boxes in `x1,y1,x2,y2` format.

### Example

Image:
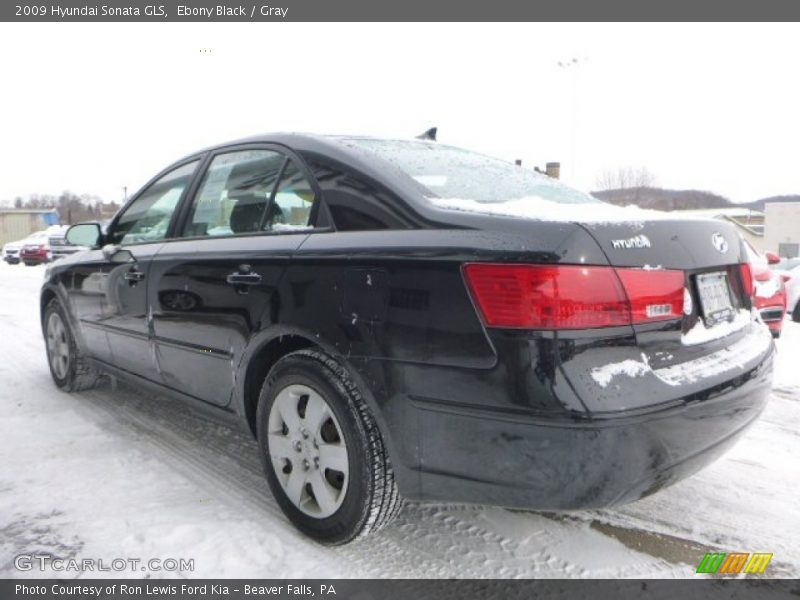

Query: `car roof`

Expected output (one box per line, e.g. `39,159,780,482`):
175,132,438,215
183,132,437,169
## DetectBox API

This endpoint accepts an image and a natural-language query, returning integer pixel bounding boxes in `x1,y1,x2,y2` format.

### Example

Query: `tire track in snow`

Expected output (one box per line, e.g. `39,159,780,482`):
71,379,680,578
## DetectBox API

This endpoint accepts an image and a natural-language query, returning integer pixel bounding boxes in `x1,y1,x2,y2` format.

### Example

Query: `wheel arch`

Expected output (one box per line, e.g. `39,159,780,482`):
239,332,317,437
235,326,413,497
40,286,57,328
40,281,92,351
40,282,73,331
235,328,393,444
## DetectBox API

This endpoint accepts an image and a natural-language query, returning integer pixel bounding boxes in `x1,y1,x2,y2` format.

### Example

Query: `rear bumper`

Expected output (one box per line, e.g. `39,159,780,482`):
360,322,774,509
412,351,771,508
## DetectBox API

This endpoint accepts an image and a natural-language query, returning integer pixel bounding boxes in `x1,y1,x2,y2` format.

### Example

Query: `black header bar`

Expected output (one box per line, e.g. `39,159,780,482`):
4,0,800,22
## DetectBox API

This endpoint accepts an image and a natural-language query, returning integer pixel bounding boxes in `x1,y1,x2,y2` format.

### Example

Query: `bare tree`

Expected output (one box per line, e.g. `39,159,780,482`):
9,193,120,224
595,167,658,191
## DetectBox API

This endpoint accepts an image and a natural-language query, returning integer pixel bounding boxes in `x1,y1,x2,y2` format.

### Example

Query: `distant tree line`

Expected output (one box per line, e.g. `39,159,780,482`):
592,165,800,211
592,187,732,211
595,167,658,192
8,192,121,225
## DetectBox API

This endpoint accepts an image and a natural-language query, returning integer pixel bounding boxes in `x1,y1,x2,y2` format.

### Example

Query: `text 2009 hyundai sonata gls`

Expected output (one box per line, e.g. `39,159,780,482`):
41,134,774,544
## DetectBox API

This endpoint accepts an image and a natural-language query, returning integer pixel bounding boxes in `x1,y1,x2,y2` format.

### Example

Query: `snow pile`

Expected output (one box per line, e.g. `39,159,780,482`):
428,196,693,224
591,319,772,388
271,223,313,232
655,323,773,386
755,275,782,299
591,355,650,388
682,309,752,346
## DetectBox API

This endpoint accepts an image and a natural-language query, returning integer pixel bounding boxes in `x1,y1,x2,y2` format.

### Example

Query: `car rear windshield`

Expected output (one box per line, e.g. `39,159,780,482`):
346,138,600,205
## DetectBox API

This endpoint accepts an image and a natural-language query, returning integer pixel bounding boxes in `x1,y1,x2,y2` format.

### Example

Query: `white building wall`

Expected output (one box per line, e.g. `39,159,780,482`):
765,202,800,257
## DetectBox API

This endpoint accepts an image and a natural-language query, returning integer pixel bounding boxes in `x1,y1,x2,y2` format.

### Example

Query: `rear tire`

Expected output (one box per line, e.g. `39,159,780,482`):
256,349,402,544
793,303,800,323
44,298,102,392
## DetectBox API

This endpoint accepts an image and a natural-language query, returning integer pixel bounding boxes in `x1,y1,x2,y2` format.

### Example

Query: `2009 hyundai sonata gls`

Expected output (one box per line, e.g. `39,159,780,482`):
41,134,774,544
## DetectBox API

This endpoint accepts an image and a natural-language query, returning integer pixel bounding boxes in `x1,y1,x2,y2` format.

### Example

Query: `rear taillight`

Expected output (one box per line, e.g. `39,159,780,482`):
739,263,754,298
616,269,685,323
463,263,684,330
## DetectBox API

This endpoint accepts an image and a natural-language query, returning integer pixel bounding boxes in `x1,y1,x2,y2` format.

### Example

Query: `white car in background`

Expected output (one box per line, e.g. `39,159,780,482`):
2,226,68,265
3,230,51,264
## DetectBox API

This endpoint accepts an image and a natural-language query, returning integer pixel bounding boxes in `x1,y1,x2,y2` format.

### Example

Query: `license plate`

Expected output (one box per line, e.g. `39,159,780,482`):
696,272,733,323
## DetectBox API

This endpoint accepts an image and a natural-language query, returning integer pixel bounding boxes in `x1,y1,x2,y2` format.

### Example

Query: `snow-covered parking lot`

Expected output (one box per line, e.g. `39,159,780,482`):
1,261,798,578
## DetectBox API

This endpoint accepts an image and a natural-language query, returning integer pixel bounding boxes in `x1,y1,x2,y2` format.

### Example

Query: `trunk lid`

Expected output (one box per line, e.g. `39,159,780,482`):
578,217,745,271
578,217,754,346
557,216,772,414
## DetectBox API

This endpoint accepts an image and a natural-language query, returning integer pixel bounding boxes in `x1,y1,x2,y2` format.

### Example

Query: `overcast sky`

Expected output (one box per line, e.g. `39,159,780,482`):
0,22,798,204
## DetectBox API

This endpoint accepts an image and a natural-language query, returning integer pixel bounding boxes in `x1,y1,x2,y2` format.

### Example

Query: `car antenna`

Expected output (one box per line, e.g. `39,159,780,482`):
416,127,437,141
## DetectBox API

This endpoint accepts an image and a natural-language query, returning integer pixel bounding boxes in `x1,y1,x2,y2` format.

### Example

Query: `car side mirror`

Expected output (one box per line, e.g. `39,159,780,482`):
766,251,781,265
66,222,103,248
102,245,135,264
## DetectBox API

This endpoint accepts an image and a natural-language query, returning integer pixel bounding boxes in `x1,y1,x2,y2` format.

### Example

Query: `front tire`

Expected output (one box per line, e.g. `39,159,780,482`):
793,302,800,323
44,298,101,392
256,350,402,544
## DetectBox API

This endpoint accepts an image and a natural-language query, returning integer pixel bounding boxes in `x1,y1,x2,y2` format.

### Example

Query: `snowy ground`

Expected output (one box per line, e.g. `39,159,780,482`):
1,261,798,579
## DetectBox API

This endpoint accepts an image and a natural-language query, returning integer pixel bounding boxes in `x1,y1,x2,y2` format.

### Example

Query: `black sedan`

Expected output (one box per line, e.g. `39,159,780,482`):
41,133,774,544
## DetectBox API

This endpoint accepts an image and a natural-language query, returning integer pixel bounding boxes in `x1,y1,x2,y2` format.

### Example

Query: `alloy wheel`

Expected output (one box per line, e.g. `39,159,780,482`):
46,312,70,380
267,384,349,518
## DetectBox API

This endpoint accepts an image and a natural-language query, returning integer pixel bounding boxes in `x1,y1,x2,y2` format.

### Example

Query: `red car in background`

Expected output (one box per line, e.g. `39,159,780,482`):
745,243,788,338
19,241,52,266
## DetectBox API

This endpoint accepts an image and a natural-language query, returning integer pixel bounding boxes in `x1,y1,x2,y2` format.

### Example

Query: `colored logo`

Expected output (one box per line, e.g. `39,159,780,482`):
696,552,773,575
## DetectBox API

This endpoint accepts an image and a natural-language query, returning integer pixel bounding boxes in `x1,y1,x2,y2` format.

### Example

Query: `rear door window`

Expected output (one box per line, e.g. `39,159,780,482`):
267,160,316,231
181,150,317,237
182,150,285,238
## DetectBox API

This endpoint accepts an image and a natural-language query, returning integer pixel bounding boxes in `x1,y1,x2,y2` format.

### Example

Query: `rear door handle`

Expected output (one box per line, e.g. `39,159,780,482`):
226,272,262,286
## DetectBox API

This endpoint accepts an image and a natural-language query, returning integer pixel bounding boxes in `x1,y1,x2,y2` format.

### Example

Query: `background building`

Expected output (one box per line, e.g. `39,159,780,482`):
764,201,800,258
0,209,60,247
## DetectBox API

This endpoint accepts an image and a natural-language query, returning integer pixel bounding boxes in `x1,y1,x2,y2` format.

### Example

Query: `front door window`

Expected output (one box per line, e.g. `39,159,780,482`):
109,160,199,246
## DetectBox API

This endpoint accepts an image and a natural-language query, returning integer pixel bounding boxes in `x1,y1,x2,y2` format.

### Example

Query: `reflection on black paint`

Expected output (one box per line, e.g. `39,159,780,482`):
159,290,202,312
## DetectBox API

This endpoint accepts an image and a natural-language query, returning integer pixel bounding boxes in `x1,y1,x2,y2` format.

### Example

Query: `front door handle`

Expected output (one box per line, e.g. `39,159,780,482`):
124,267,145,284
